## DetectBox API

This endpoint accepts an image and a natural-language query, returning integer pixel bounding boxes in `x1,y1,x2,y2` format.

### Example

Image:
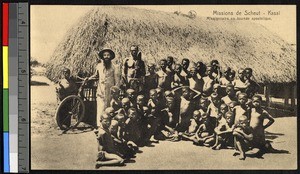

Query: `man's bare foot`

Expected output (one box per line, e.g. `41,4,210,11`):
95,162,103,169
233,151,240,156
204,143,211,147
239,153,246,160
150,136,159,143
215,144,221,150
211,144,217,150
120,159,125,165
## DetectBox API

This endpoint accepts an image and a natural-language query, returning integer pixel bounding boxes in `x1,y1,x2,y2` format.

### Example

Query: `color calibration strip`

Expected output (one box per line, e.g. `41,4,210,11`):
3,2,10,173
3,2,29,173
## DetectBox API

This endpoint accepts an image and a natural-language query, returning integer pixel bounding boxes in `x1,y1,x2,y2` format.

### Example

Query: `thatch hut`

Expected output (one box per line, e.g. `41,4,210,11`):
46,6,296,109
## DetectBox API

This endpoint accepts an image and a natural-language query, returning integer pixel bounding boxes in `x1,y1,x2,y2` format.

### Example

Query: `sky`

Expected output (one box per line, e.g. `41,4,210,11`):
30,5,296,63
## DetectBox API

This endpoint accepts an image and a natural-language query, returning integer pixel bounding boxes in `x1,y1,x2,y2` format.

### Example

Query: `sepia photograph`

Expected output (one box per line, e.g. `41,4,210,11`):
30,5,297,170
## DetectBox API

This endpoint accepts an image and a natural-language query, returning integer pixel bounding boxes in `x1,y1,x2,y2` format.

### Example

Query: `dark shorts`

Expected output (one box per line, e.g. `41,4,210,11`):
96,151,106,161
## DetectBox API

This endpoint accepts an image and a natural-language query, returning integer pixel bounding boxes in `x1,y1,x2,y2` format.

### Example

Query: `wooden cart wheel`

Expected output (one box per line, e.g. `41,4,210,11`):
55,95,85,131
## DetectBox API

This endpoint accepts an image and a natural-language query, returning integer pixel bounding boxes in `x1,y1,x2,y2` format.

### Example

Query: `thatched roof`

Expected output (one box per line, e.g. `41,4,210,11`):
46,6,296,83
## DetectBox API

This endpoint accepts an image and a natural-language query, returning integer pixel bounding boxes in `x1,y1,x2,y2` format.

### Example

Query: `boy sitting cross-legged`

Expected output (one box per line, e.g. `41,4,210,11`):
94,114,124,168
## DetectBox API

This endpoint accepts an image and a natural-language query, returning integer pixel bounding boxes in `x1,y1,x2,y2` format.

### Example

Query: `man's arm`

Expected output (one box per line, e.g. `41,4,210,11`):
122,59,128,78
263,111,275,129
88,67,99,81
96,133,105,152
140,61,146,77
190,87,202,99
235,128,253,141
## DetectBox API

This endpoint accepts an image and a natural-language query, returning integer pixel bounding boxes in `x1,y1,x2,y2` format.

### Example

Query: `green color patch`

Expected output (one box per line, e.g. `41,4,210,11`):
3,89,9,132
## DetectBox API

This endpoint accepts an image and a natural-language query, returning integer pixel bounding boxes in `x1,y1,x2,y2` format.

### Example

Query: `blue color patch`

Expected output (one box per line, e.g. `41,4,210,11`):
4,132,10,172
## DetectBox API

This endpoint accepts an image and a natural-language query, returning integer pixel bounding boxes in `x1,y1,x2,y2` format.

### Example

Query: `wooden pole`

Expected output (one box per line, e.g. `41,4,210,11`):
284,85,289,109
264,85,270,107
291,84,296,108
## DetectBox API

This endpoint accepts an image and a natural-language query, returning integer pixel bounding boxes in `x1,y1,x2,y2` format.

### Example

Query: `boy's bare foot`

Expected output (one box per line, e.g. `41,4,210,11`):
120,159,125,165
95,162,103,169
204,143,211,147
215,144,221,150
211,144,217,149
239,153,246,160
150,136,159,143
233,151,239,156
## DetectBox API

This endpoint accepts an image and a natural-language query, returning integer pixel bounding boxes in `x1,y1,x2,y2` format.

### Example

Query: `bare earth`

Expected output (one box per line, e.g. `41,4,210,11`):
31,75,297,170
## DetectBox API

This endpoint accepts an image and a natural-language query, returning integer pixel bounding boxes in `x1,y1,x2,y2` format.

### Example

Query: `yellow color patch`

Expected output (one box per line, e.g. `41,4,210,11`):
3,46,8,89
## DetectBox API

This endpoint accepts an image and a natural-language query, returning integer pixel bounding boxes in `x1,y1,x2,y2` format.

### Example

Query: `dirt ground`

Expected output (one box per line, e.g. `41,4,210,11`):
31,75,297,170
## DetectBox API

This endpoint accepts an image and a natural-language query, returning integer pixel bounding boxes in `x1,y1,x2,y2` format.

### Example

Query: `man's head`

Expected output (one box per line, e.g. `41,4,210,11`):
238,68,245,79
189,67,197,77
211,92,221,105
182,58,190,70
200,97,209,109
121,97,131,110
238,93,248,106
136,95,145,106
220,104,228,115
238,115,249,128
196,61,205,72
182,86,190,99
130,45,139,58
104,107,115,118
126,89,136,100
149,89,158,100
213,84,221,94
228,101,238,111
244,68,253,79
225,111,234,124
210,59,219,66
167,56,174,67
164,90,174,98
109,120,119,134
193,110,201,120
156,87,163,99
63,68,71,79
206,66,213,76
110,86,120,98
229,70,236,81
174,64,182,74
225,84,235,96
98,49,115,63
166,97,175,109
147,63,156,74
100,114,111,129
210,60,220,71
160,59,167,70
252,95,262,108
128,108,138,120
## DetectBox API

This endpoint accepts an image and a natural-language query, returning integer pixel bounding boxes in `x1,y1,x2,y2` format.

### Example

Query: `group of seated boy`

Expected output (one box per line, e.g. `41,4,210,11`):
94,59,275,168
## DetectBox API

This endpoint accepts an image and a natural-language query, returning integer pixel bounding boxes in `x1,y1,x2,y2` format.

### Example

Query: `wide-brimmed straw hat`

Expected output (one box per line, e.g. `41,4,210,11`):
98,48,115,60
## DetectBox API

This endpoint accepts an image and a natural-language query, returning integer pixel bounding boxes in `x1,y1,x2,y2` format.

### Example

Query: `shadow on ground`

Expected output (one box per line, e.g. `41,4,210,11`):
265,131,285,140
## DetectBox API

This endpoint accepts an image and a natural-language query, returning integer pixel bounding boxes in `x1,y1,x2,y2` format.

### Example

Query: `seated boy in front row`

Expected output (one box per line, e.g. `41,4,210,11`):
233,115,260,160
94,114,124,168
124,108,144,146
109,120,136,159
183,112,215,147
212,111,235,150
181,110,202,139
